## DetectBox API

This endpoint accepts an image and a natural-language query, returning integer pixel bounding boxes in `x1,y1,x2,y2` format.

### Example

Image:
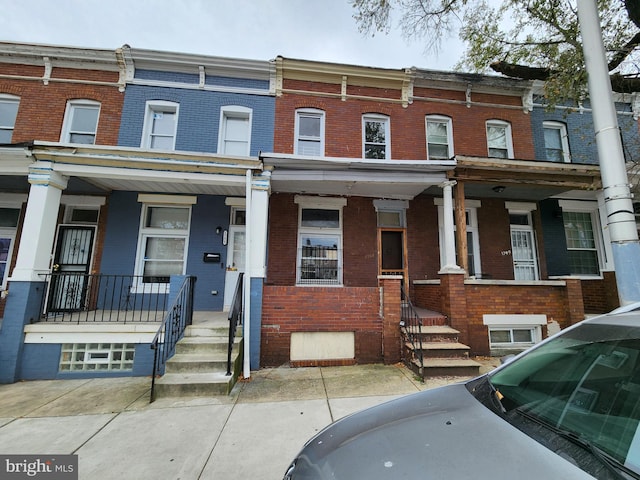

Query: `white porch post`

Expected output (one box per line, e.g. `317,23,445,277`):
10,164,68,282
439,180,463,273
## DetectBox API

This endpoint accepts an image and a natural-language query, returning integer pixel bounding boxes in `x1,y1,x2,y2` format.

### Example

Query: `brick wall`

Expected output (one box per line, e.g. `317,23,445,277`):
581,272,619,313
261,285,382,366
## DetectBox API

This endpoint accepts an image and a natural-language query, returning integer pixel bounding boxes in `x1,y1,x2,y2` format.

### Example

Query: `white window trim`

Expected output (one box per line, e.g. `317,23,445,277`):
483,314,546,349
0,94,19,143
218,105,252,156
133,203,192,292
295,108,325,156
486,120,514,159
0,228,16,290
374,199,408,228
60,99,101,144
543,121,571,163
558,199,606,277
426,115,454,160
141,100,179,150
362,114,390,159
295,197,346,286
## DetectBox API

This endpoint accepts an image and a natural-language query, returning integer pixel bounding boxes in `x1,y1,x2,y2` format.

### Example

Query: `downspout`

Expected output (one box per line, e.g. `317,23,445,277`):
243,169,252,378
577,1,640,305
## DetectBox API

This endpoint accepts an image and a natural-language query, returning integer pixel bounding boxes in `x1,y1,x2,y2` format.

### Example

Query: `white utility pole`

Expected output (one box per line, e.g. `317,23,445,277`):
577,0,640,305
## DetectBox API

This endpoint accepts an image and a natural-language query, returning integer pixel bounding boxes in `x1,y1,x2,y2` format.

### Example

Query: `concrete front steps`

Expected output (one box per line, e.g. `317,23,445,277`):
153,315,243,399
403,310,482,379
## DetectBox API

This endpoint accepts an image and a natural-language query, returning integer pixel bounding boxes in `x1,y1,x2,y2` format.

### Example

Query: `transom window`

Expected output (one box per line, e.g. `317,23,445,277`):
135,203,191,284
142,101,178,150
363,115,390,159
296,197,345,286
426,115,453,159
543,121,570,162
219,106,252,156
563,210,600,275
61,100,100,144
0,95,19,143
486,120,513,159
295,109,325,156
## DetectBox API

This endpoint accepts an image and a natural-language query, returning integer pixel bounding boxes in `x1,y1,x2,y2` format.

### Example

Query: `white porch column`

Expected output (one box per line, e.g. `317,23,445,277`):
439,180,463,273
10,164,68,282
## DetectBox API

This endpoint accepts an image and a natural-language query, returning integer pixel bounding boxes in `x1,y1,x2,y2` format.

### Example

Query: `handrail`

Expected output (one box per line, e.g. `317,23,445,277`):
149,276,196,402
400,285,424,380
226,273,244,376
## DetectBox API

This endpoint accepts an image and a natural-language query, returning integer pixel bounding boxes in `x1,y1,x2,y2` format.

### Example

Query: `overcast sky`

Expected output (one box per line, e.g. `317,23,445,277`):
0,0,464,71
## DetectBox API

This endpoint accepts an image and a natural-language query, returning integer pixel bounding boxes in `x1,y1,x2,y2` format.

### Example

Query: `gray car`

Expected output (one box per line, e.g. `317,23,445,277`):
284,307,640,479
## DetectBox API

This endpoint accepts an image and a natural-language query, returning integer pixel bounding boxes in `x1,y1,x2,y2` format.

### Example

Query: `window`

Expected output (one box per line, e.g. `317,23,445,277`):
61,100,100,144
543,121,570,162
0,95,19,143
295,109,324,156
0,207,20,290
363,115,390,159
426,115,453,159
142,101,178,150
59,343,135,371
489,327,537,347
563,210,601,275
296,197,346,286
135,203,191,284
486,120,513,159
483,314,546,351
219,106,252,156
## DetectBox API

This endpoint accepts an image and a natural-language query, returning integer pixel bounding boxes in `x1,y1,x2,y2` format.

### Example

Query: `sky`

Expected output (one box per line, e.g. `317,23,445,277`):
0,0,464,71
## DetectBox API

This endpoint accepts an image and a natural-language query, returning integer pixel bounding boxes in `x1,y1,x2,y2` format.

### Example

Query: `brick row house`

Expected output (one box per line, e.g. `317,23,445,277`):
0,41,638,384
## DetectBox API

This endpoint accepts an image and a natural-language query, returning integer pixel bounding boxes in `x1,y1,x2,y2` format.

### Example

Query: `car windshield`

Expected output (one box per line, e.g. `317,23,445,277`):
488,321,640,477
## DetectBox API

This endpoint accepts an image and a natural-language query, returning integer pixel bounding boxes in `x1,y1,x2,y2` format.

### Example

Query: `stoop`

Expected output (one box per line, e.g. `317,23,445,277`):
153,314,243,398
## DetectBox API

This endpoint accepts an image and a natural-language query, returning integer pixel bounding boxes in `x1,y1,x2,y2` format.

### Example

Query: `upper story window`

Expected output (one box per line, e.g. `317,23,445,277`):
61,100,100,144
363,114,390,159
0,95,20,144
142,101,178,150
295,109,325,156
486,120,514,159
426,115,454,160
218,106,252,156
543,121,571,163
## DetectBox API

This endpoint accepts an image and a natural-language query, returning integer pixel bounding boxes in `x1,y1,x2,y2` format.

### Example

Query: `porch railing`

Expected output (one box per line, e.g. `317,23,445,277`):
400,286,424,380
39,273,169,323
226,272,244,376
150,275,196,402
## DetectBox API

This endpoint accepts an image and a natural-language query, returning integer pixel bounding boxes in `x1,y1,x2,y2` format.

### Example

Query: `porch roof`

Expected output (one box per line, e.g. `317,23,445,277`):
0,142,263,196
261,152,454,200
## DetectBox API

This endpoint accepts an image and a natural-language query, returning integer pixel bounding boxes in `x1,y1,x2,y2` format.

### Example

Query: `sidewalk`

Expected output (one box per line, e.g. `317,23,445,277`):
0,360,499,479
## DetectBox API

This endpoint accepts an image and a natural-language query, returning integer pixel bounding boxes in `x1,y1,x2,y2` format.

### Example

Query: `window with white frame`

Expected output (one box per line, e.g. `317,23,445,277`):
296,197,345,286
426,115,454,159
0,95,19,144
436,199,482,276
484,314,546,350
135,203,191,284
59,343,135,371
486,120,513,159
142,101,179,150
543,121,570,162
363,114,390,159
0,207,20,290
562,209,601,275
295,109,325,156
61,100,100,144
218,106,252,156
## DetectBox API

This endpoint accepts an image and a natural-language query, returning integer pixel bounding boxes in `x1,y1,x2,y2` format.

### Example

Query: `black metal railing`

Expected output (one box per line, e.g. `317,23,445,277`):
39,273,170,323
149,275,196,402
400,286,424,380
226,272,244,376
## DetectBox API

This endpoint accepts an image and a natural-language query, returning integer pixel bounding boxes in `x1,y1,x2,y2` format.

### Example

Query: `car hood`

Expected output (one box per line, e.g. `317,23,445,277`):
286,382,594,479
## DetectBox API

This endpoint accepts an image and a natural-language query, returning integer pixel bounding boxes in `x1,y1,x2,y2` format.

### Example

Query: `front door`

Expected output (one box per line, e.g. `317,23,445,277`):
511,227,539,280
48,226,95,311
379,229,407,286
223,225,246,310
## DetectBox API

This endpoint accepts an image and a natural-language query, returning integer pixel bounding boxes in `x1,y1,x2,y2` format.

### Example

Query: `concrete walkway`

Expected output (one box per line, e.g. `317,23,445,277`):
0,360,500,479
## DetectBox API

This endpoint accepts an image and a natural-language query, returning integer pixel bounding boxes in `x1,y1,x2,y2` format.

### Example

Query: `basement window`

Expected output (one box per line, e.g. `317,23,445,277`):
59,343,135,371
